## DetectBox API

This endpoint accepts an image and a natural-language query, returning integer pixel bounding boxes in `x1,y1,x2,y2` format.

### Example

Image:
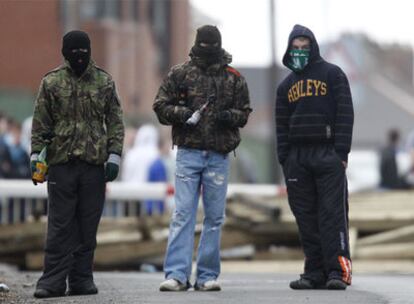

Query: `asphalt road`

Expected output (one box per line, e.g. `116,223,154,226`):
3,269,414,304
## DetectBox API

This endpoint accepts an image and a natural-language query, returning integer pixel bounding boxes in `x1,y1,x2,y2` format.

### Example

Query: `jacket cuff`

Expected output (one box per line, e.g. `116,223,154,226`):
278,156,287,166
107,153,121,166
30,153,39,162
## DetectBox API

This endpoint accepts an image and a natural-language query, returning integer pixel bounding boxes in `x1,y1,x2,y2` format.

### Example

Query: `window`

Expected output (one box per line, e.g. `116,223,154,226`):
78,0,122,21
149,0,171,72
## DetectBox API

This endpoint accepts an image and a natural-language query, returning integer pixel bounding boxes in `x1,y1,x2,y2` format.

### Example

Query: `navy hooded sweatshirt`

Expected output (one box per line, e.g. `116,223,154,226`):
275,24,354,164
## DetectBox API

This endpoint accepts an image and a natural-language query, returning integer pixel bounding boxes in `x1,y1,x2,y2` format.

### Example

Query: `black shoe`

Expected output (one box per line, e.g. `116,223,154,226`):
67,283,98,296
326,279,347,290
289,278,325,290
34,288,65,298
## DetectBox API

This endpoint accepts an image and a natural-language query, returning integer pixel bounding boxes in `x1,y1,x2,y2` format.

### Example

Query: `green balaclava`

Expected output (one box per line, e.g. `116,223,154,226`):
288,49,310,72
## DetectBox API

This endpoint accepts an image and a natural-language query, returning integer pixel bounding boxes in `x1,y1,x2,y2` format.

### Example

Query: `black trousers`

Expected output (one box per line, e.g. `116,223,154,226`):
283,144,351,285
36,160,105,292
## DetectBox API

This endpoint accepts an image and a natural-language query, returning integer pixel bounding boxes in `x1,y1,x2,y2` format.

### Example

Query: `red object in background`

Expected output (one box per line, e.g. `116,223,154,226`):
166,184,175,196
279,185,288,196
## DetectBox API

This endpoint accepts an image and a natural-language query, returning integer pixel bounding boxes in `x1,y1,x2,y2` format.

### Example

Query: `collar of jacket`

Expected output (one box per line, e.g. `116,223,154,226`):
189,49,232,75
63,59,95,80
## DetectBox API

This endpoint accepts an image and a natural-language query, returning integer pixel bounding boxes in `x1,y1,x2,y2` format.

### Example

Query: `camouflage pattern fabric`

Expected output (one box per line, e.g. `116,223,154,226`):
153,51,252,154
31,60,124,165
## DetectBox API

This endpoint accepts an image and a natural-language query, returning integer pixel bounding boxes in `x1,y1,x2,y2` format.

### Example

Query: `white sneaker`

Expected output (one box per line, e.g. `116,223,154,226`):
195,280,221,291
159,279,189,292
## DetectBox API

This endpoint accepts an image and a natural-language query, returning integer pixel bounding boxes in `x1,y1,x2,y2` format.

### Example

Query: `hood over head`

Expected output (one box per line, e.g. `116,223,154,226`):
133,124,159,149
282,24,321,70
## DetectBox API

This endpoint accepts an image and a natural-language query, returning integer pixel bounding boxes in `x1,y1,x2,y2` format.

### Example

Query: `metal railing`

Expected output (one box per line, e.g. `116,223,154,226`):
0,180,281,225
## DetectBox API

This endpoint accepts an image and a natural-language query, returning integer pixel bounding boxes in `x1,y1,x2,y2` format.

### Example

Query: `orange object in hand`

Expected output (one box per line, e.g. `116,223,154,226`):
32,162,48,183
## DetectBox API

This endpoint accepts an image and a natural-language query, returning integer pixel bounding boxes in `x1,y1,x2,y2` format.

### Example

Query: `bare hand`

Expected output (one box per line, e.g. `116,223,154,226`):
342,161,348,169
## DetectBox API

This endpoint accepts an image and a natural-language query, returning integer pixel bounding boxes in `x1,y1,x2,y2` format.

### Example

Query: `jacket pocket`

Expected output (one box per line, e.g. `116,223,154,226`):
83,89,106,120
215,127,241,154
86,124,108,163
52,88,72,119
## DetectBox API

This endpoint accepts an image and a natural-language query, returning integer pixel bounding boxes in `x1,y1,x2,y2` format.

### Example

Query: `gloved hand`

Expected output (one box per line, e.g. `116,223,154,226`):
180,108,193,124
105,154,121,182
216,110,232,125
30,153,40,186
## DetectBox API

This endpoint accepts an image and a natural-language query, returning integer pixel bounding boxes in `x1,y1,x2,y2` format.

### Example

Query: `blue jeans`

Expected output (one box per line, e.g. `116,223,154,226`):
163,147,230,285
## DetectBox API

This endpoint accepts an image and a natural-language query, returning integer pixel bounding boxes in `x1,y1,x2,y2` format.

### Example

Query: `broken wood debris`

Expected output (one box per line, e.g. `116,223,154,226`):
0,190,413,269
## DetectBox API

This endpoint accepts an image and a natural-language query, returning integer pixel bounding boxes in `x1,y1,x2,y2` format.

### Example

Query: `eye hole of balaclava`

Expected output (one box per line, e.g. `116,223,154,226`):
192,25,223,63
62,30,91,77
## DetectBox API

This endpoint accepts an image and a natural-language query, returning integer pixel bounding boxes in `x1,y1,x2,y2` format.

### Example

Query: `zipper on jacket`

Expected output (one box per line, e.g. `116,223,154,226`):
326,125,332,139
67,80,77,159
67,67,90,160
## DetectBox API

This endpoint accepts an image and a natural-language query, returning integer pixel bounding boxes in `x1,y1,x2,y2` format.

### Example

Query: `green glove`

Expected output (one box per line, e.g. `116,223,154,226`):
216,110,232,125
105,154,121,182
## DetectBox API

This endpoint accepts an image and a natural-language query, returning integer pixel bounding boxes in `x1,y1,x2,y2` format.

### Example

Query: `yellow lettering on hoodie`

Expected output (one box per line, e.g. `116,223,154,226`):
288,89,293,102
300,80,306,97
287,79,328,103
292,83,299,101
313,80,321,96
306,79,313,96
321,82,327,95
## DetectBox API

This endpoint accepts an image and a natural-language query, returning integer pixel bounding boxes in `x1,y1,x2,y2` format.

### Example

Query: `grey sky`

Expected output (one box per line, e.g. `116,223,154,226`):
191,0,414,66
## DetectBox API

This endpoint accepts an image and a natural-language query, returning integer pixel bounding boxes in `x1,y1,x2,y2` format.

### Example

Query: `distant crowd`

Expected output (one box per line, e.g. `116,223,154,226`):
0,112,31,179
1,111,414,191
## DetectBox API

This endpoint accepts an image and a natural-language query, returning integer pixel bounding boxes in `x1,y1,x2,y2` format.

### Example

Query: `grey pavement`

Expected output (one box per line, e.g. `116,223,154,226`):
5,270,414,304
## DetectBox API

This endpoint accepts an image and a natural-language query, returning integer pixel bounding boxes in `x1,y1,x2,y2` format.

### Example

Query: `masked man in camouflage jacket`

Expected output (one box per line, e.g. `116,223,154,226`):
154,25,252,292
31,30,124,298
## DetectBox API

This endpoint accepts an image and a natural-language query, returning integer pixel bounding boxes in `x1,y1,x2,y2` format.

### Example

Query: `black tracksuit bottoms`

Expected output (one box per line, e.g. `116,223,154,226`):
36,159,105,293
283,144,351,285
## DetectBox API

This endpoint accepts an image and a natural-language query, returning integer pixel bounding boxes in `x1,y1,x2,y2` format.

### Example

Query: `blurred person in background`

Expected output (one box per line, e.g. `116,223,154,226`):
154,25,251,292
21,116,33,155
405,129,414,186
145,137,177,215
0,113,13,178
4,119,30,179
31,30,124,298
379,129,411,189
276,24,354,290
121,124,162,215
121,124,160,183
230,150,258,183
123,127,138,154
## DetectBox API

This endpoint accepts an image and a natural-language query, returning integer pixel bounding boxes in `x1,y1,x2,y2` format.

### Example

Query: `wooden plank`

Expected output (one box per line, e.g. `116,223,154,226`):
358,224,414,246
355,242,414,259
228,195,281,219
349,227,358,257
226,204,272,225
25,228,256,270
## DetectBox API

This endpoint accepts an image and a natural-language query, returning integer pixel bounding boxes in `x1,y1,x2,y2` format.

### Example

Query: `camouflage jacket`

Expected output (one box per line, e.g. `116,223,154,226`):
31,61,125,165
153,51,252,154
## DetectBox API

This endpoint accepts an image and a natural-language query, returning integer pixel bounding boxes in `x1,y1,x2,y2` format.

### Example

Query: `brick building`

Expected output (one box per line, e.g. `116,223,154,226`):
0,0,191,123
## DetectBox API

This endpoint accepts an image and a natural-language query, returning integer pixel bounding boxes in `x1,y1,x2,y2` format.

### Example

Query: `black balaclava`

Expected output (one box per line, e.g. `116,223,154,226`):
62,30,91,77
191,25,223,65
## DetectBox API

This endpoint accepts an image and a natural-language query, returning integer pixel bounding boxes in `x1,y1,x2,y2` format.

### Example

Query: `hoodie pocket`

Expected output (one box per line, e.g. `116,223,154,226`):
289,113,332,143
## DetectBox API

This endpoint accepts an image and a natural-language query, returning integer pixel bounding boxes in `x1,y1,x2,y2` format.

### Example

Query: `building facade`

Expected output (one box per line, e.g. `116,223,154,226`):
0,0,191,123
